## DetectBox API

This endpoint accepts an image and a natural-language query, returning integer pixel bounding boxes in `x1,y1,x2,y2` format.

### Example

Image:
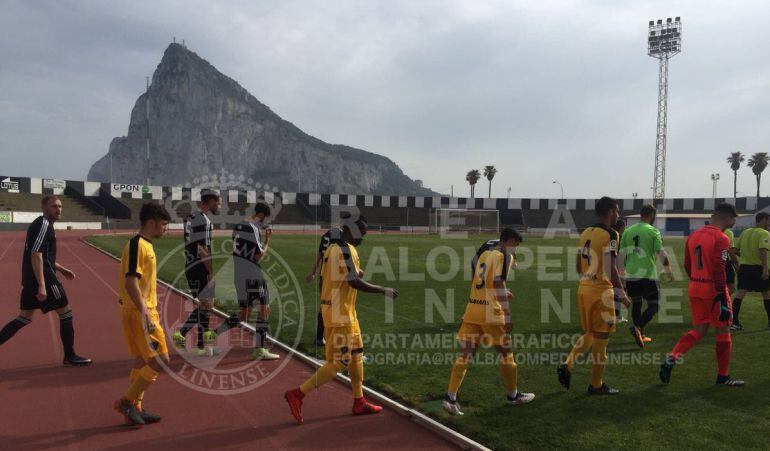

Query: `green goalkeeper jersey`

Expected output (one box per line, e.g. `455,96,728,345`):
620,221,663,280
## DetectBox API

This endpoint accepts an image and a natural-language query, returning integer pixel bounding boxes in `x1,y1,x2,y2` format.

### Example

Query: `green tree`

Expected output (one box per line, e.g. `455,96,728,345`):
748,152,769,198
726,151,745,198
466,169,481,198
483,165,497,198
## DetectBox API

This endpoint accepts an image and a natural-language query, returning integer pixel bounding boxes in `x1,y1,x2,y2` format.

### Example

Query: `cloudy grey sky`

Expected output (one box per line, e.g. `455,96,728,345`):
1,0,769,198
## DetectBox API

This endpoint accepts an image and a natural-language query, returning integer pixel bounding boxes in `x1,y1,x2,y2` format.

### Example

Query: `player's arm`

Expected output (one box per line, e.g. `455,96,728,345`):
338,247,397,299
760,248,768,280
610,253,630,307
683,237,692,278
608,233,629,307
654,230,672,275
256,227,272,263
54,262,76,280
729,246,740,270
197,243,213,275
493,253,513,332
124,244,155,332
712,235,731,321
31,252,47,301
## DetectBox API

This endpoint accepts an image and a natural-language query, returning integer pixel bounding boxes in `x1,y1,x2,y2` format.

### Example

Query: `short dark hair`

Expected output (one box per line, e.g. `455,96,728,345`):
756,212,770,223
41,195,60,207
500,227,522,243
140,203,171,225
595,196,619,217
714,202,738,218
200,189,220,204
640,204,657,218
253,202,271,217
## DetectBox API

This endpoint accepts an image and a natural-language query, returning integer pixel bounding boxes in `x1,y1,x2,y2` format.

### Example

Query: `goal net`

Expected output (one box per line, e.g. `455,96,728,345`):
429,208,500,234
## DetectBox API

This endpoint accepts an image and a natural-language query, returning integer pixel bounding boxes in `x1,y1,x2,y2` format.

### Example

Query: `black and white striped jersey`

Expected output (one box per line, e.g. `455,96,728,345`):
22,216,58,288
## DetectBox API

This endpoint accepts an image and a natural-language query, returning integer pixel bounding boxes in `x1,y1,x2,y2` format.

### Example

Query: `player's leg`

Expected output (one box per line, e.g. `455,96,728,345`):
253,303,278,360
586,289,618,395
761,290,770,328
116,309,168,425
558,289,594,389
637,280,661,342
443,337,478,416
285,326,348,423
627,280,646,347
54,304,91,365
348,332,380,415
0,308,34,346
660,298,710,384
176,274,202,348
496,340,534,406
713,325,743,386
731,266,750,329
252,281,278,360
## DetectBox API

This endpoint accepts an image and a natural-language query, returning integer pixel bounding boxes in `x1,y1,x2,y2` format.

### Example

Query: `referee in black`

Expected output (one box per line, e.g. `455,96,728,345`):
0,195,91,365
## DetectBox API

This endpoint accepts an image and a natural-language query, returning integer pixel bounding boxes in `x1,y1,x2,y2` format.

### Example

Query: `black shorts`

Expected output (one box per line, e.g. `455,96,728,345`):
20,283,69,312
725,261,736,285
236,278,269,309
185,267,214,300
737,265,770,292
626,279,660,302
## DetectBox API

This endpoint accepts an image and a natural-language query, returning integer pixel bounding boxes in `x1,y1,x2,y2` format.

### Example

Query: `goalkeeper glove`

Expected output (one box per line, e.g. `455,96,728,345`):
714,293,732,322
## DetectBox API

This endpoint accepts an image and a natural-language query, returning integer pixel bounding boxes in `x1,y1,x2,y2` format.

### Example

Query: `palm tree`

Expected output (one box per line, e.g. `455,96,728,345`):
748,152,769,198
726,151,745,198
483,165,497,198
466,169,481,198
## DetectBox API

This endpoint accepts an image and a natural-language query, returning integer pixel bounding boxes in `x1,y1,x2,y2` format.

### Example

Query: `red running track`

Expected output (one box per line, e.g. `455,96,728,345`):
0,231,456,450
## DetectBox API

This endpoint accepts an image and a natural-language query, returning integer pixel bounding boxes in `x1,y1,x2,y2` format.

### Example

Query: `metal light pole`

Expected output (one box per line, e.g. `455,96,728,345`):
552,180,564,199
648,17,682,200
711,173,720,198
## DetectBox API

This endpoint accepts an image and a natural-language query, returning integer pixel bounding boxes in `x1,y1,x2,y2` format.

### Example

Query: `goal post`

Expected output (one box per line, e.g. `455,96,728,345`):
429,208,500,234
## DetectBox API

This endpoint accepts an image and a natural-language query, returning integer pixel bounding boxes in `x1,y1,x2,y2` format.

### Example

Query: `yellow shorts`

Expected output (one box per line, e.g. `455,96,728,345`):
456,321,510,347
324,324,363,364
121,307,168,361
578,285,616,334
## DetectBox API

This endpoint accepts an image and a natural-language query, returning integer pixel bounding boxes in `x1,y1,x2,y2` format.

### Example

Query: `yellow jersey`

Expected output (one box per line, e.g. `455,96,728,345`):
320,241,361,327
578,223,618,289
118,234,158,310
462,248,511,325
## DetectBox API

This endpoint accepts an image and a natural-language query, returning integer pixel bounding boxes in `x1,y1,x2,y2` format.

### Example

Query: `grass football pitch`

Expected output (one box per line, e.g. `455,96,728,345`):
87,232,770,450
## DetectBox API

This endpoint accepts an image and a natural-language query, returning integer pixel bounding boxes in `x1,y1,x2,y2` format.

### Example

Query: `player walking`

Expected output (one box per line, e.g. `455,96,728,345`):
0,195,91,366
214,203,279,360
443,228,534,416
284,216,398,423
659,203,744,387
174,190,220,355
558,196,630,395
618,204,672,347
114,203,171,425
730,212,770,331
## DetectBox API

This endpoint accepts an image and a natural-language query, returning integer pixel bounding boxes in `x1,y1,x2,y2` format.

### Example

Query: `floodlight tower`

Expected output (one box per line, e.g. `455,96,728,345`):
648,17,682,200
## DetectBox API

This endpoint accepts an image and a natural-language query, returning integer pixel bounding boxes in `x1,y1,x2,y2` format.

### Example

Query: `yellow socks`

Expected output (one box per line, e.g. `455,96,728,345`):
498,353,518,394
447,356,470,396
300,361,344,395
590,338,609,389
565,333,594,371
124,366,158,403
129,368,145,410
348,353,364,398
